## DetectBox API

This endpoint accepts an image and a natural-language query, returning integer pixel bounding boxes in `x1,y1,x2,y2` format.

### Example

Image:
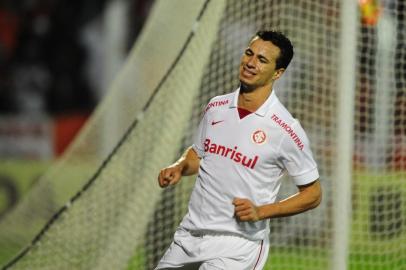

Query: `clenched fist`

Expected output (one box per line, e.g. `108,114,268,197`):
158,163,183,188
233,198,261,222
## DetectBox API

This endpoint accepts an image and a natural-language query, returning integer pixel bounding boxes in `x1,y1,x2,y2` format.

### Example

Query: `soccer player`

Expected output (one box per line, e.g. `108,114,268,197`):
156,30,322,270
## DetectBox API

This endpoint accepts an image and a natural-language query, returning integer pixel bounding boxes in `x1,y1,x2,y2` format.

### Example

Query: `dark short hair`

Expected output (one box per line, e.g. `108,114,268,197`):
254,30,294,70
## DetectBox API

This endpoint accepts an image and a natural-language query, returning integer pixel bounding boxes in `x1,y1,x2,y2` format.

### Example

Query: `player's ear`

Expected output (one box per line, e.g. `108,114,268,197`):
273,68,285,80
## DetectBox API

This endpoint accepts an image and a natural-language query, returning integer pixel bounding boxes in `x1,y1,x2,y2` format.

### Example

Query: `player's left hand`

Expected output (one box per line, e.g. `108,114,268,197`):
233,198,261,222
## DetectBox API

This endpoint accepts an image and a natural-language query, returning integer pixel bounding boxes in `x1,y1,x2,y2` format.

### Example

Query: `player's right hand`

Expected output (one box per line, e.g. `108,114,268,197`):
158,163,183,188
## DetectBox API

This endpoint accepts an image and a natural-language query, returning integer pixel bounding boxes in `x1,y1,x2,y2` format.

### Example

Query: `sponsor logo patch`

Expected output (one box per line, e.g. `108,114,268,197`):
271,114,304,150
205,99,229,112
204,138,259,169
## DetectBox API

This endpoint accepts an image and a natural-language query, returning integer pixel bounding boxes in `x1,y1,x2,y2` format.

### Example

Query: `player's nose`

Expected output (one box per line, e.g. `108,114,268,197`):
246,56,257,67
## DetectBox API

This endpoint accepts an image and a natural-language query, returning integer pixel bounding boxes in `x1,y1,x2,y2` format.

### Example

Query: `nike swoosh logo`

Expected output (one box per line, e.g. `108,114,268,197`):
211,120,224,126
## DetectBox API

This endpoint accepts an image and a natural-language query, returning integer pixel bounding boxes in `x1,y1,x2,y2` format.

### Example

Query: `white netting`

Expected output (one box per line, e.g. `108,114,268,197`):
350,1,406,269
1,0,405,269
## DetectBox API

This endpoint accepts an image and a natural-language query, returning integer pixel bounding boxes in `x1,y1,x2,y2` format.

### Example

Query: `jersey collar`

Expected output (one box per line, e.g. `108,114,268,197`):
230,87,278,117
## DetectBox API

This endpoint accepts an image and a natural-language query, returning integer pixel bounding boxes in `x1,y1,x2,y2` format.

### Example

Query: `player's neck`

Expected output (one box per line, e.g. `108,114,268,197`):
238,84,272,112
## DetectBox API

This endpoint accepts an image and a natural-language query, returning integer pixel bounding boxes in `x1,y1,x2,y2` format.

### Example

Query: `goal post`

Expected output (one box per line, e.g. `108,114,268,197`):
332,0,358,269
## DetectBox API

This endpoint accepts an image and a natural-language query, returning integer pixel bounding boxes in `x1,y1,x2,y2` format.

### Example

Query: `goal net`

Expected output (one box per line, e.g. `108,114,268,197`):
0,0,405,269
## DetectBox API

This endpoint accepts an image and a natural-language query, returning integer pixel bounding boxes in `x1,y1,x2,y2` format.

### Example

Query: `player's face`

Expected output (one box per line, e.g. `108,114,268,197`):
239,37,285,90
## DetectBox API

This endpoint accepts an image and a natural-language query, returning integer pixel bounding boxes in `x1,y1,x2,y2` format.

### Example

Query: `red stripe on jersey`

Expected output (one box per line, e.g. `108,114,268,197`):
238,107,253,119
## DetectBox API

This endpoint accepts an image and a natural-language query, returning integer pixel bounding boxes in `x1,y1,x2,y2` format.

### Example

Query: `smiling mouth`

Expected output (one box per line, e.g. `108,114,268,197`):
241,67,256,77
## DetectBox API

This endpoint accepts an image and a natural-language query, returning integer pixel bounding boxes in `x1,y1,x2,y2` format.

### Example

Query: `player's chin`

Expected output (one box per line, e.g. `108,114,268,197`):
239,81,256,93
239,73,256,84
239,73,253,83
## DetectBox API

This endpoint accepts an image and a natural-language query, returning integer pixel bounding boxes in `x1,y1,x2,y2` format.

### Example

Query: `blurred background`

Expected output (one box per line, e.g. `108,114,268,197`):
0,0,154,219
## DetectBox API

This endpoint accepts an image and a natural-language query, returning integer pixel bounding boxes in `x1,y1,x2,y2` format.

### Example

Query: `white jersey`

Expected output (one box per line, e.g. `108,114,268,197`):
180,88,319,241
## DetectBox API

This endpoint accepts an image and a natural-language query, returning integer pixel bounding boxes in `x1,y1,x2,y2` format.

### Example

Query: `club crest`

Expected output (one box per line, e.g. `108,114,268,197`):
252,130,267,145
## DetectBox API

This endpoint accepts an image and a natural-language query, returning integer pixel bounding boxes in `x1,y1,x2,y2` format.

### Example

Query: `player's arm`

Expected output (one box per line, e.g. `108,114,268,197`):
157,146,201,188
258,179,321,219
233,179,321,221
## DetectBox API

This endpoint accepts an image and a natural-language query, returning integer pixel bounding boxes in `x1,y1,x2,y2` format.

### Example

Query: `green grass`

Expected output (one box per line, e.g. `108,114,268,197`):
263,247,329,270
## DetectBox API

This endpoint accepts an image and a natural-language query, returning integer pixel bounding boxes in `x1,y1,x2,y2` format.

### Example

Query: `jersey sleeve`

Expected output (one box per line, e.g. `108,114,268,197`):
192,109,208,158
278,121,319,186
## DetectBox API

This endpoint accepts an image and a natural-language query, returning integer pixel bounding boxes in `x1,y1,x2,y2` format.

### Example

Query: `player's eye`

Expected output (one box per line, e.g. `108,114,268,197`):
259,57,268,63
245,49,253,56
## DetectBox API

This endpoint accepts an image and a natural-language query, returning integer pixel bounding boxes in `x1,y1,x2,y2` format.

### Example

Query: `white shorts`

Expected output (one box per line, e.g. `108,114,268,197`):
155,228,269,270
